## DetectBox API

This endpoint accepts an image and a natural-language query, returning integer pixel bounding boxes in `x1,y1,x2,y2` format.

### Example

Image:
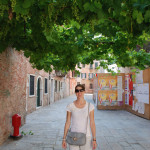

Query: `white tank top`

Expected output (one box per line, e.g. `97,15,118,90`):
66,101,94,137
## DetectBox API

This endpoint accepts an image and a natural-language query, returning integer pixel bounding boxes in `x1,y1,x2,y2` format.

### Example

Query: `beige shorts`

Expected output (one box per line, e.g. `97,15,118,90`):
69,137,92,150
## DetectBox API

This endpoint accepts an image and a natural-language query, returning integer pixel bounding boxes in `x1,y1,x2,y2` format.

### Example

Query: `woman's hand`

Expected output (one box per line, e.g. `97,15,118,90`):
62,111,71,149
62,140,67,149
92,140,97,150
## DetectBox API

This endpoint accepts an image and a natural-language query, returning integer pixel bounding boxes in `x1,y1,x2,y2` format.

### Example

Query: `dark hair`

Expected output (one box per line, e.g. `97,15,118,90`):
75,84,85,91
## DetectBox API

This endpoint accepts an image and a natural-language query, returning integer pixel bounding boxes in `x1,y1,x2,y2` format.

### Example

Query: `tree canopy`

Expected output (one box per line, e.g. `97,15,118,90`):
0,0,150,72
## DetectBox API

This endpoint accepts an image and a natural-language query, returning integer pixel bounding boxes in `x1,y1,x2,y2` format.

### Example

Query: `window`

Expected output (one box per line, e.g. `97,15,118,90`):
77,82,80,85
29,75,34,96
90,64,93,69
45,78,48,93
81,73,86,79
90,83,93,89
55,80,57,92
89,73,94,79
82,64,85,68
95,62,98,69
59,81,61,91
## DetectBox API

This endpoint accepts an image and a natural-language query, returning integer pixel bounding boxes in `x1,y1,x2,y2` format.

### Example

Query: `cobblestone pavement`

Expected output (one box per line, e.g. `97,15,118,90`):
0,94,150,150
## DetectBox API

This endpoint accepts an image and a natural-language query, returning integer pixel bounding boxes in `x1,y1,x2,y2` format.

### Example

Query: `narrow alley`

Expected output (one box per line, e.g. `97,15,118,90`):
0,94,150,150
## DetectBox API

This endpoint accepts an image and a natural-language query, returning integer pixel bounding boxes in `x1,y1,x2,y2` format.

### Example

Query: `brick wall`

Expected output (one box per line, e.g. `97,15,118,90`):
0,48,50,145
0,48,27,145
26,63,49,113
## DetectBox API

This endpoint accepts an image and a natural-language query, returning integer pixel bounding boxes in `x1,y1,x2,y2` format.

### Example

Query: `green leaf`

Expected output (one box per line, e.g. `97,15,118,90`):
133,10,144,24
137,12,144,24
133,10,138,19
22,0,33,9
144,10,150,22
70,20,80,29
0,0,9,5
83,2,91,11
90,4,95,12
94,1,102,9
108,7,111,14
120,11,127,17
113,11,116,17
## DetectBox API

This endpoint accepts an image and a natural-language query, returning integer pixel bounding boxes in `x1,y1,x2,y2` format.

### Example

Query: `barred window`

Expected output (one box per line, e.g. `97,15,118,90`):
45,78,48,93
30,75,34,95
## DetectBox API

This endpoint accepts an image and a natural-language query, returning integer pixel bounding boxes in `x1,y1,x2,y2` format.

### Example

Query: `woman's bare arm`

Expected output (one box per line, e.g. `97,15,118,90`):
90,110,96,138
63,111,71,139
90,109,97,149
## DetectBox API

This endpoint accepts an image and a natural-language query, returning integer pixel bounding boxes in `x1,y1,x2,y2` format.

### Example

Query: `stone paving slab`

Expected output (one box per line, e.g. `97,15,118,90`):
0,94,150,150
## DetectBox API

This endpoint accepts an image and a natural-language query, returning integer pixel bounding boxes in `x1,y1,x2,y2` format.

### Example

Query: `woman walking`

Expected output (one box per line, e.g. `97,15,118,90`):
62,84,97,150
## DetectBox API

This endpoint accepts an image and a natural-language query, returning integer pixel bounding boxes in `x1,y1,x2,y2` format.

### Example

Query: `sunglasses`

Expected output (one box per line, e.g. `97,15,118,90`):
75,89,84,93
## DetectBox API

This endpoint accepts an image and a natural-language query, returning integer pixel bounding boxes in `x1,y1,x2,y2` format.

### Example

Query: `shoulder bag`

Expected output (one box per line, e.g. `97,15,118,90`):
66,103,90,146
